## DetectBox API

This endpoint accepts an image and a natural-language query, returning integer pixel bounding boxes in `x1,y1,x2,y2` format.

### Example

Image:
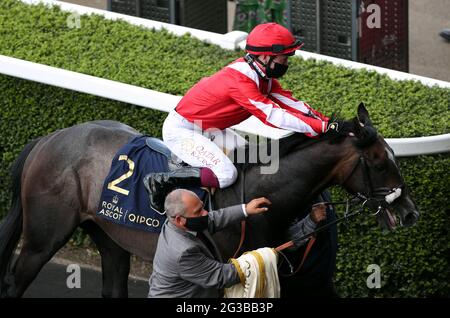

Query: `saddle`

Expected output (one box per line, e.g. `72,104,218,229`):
96,135,212,233
143,137,214,211
144,137,185,171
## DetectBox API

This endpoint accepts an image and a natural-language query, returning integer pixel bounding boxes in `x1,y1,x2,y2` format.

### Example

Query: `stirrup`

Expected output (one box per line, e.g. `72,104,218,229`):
143,174,167,215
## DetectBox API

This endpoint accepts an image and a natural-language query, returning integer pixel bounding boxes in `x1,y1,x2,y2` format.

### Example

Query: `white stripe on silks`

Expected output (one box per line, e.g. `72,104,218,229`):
270,93,310,114
249,99,318,136
227,62,260,89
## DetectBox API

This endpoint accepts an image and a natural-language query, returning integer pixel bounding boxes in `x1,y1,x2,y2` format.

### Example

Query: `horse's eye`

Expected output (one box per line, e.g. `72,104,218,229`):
374,164,386,172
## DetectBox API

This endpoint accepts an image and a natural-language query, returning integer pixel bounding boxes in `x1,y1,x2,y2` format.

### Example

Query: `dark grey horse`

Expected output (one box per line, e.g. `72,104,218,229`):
0,104,419,297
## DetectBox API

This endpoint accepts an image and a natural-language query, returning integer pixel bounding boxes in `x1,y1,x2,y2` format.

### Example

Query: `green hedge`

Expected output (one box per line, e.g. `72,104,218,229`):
0,0,449,297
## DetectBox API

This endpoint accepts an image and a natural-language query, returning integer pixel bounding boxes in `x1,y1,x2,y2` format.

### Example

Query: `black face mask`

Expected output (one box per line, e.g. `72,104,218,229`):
252,55,289,79
266,62,289,78
183,215,209,232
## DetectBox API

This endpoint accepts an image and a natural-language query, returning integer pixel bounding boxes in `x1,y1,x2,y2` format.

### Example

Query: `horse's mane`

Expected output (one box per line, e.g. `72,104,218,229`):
231,118,378,169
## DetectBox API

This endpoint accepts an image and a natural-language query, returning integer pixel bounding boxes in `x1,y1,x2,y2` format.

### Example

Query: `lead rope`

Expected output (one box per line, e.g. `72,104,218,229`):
232,195,365,275
276,198,365,277
232,165,247,259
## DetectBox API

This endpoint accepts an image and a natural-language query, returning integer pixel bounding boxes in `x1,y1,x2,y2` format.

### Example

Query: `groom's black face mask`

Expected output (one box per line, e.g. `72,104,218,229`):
182,215,209,232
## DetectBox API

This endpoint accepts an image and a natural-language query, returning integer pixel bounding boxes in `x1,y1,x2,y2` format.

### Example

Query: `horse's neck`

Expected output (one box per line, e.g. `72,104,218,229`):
212,138,353,255
215,139,351,216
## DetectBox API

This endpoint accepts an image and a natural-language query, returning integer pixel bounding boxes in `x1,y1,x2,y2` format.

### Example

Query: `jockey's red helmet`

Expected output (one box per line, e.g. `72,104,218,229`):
245,23,303,56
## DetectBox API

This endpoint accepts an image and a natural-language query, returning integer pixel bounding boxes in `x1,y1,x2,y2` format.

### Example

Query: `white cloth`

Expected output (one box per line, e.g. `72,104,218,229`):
162,110,247,188
224,247,280,298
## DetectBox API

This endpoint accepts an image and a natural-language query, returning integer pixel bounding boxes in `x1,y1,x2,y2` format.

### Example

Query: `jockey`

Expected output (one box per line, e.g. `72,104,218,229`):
147,23,332,212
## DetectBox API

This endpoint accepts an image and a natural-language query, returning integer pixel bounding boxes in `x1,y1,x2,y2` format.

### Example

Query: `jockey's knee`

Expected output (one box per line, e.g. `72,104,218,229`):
218,166,238,188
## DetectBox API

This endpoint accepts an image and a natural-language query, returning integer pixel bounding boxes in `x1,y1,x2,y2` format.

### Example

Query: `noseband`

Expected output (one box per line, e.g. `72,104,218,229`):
341,152,404,215
275,151,405,276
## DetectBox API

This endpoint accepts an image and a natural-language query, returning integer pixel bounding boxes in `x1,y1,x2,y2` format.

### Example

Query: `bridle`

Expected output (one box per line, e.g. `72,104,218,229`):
275,150,405,276
231,135,405,276
340,151,404,216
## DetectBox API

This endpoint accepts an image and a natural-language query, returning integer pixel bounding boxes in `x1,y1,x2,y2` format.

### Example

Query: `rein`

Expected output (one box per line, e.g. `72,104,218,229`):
275,149,404,276
341,151,404,215
231,164,247,259
230,133,339,259
230,134,404,275
276,197,365,276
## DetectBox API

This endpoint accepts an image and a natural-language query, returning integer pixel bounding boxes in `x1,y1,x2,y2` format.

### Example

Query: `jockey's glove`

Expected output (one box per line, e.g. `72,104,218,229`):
326,120,353,136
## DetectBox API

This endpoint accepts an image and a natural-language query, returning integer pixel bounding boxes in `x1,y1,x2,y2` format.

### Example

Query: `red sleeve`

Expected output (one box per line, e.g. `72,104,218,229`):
228,74,326,137
269,79,329,122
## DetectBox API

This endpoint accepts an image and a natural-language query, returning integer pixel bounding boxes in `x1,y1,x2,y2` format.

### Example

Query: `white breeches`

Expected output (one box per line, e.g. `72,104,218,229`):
162,110,247,188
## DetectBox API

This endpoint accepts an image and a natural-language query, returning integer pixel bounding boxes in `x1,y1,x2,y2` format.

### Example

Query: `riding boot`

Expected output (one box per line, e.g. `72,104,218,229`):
144,167,202,213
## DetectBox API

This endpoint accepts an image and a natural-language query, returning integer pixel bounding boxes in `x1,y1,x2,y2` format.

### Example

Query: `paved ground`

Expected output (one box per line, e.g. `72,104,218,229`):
23,261,149,298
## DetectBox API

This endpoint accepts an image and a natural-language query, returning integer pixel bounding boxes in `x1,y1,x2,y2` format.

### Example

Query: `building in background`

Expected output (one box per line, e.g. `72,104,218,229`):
288,0,450,81
289,0,409,72
61,0,107,10
108,0,228,34
60,0,227,33
409,0,450,82
59,0,449,81
232,0,288,32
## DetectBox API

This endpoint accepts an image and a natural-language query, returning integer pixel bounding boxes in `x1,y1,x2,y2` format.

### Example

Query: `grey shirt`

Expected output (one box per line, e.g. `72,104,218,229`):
148,204,245,298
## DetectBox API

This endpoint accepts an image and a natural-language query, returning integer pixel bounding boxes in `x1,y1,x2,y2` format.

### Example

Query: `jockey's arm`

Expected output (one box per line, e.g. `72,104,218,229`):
230,78,328,137
269,79,329,122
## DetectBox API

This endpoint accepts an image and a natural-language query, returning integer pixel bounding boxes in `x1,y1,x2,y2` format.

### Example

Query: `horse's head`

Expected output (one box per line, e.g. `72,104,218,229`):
338,103,420,231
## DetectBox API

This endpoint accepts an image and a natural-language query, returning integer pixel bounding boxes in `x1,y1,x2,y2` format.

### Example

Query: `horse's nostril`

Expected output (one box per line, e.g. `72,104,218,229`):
404,211,419,227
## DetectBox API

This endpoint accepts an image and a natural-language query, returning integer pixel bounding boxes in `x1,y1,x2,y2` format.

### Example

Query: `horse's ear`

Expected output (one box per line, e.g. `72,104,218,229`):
352,116,378,147
357,102,373,126
352,117,364,138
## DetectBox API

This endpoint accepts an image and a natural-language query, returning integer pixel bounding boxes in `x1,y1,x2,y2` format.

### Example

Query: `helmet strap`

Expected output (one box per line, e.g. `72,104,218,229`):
244,53,268,80
266,56,276,75
256,55,276,79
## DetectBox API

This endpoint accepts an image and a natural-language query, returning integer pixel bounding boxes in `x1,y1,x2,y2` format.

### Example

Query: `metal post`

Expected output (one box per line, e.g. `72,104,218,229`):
135,0,140,17
351,0,359,61
316,0,321,53
286,0,292,32
169,0,176,24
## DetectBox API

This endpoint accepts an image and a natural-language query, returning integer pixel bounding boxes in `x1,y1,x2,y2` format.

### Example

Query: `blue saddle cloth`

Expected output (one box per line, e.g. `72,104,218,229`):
96,135,206,233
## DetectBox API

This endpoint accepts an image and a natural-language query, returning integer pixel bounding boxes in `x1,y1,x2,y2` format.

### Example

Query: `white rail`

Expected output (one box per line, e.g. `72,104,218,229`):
387,134,450,157
0,0,447,156
1,55,448,156
0,55,180,113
